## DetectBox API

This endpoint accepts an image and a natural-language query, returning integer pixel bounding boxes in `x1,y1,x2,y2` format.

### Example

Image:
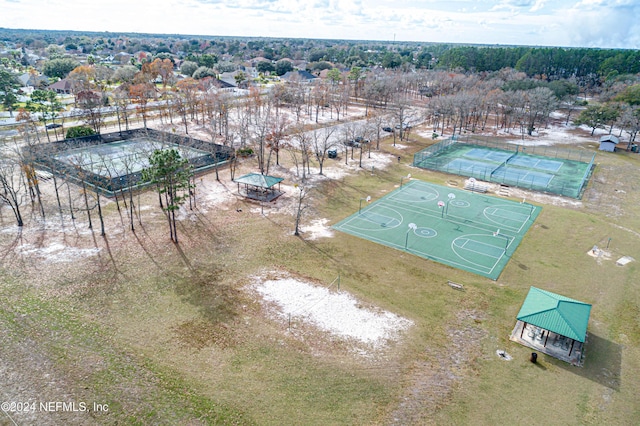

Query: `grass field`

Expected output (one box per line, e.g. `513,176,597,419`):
1,130,639,425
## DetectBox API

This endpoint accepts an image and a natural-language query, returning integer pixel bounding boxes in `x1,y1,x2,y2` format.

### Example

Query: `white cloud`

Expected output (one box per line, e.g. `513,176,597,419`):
0,0,637,48
565,0,640,48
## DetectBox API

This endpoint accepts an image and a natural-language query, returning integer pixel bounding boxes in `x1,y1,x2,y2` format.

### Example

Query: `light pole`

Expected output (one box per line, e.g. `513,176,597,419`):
405,223,417,250
359,195,371,214
400,173,411,187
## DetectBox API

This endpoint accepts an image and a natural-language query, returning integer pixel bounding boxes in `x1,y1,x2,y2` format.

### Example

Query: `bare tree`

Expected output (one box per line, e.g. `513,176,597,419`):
312,126,337,175
112,88,131,133
0,156,26,227
77,90,105,134
367,111,388,150
265,113,290,170
524,87,558,135
310,81,329,123
293,184,310,237
15,113,45,218
289,126,313,180
340,123,358,164
390,89,418,142
618,105,640,148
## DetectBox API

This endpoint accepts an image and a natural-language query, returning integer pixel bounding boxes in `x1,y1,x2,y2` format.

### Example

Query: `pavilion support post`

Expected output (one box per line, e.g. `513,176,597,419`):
569,339,575,356
544,332,549,347
520,322,527,339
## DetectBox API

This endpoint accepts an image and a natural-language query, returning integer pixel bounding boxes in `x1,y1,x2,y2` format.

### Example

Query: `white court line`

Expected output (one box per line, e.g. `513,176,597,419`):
336,221,505,276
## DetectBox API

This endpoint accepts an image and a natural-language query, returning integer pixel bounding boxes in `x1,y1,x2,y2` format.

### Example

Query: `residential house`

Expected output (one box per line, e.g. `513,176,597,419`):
18,72,49,89
49,78,73,94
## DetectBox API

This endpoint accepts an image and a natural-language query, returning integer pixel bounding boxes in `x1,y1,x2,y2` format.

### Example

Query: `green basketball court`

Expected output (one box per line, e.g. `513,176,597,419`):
333,180,541,280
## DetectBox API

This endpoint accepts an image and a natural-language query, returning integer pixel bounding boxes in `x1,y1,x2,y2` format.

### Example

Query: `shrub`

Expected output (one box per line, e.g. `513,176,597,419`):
236,147,254,157
66,126,96,139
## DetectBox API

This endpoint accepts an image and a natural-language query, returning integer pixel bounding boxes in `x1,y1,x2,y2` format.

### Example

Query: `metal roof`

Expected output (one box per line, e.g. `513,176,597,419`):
516,287,591,342
234,173,283,188
599,134,619,144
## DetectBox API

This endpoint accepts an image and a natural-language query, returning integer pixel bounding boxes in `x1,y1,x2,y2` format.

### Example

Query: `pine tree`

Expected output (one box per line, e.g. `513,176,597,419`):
142,149,193,243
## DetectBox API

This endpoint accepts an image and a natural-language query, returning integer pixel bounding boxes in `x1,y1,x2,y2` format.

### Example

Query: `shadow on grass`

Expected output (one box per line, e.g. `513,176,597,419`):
174,265,243,325
171,265,246,349
555,333,621,391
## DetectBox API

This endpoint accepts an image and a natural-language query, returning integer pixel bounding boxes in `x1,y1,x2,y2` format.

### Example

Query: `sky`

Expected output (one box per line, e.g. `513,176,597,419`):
1,0,639,49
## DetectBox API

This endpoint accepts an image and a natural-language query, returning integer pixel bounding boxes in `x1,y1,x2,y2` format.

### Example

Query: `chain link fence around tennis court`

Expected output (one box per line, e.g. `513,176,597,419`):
413,136,595,199
24,128,235,197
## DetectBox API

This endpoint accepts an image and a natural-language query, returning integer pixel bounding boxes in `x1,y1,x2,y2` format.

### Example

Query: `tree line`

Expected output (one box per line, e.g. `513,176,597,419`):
437,46,640,81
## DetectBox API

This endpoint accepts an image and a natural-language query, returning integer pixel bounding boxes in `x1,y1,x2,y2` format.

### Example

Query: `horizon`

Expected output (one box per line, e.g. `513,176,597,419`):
2,26,599,51
1,0,638,50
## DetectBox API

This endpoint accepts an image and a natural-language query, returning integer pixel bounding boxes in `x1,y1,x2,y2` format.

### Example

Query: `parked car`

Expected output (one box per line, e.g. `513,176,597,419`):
382,126,393,132
328,149,337,159
46,123,62,129
395,123,412,130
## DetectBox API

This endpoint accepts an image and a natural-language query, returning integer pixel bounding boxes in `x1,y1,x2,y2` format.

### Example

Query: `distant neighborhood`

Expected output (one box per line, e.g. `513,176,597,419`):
1,28,639,151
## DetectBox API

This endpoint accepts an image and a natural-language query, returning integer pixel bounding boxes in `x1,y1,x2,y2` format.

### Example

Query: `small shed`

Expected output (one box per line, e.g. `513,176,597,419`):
509,287,591,366
234,173,284,202
599,135,619,152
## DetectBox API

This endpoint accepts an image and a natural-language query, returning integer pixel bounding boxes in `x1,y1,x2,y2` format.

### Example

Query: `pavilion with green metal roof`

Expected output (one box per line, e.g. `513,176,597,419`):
509,287,592,366
234,173,284,202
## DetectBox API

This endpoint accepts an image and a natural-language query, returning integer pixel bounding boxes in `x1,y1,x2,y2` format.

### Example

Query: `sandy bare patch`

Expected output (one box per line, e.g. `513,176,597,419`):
416,130,437,139
250,274,413,354
298,150,395,182
195,179,237,210
17,242,101,264
299,218,333,240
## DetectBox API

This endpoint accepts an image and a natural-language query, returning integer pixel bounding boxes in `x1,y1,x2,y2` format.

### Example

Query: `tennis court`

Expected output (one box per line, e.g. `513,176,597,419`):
333,180,541,280
413,138,595,199
30,129,234,197
54,138,212,177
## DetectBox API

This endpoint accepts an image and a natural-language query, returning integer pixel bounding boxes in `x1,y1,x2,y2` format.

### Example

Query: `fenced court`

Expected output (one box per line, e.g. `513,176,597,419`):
413,136,595,199
53,138,211,176
27,129,234,197
333,180,541,280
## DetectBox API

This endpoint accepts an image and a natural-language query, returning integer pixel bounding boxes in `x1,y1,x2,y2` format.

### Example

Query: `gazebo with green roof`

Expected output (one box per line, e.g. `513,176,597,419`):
509,287,592,366
234,173,284,202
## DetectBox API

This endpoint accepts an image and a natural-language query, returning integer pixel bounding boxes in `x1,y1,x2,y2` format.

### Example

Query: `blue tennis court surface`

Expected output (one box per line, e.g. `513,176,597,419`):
490,167,554,186
413,141,595,199
507,156,563,172
445,158,495,176
465,148,514,163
